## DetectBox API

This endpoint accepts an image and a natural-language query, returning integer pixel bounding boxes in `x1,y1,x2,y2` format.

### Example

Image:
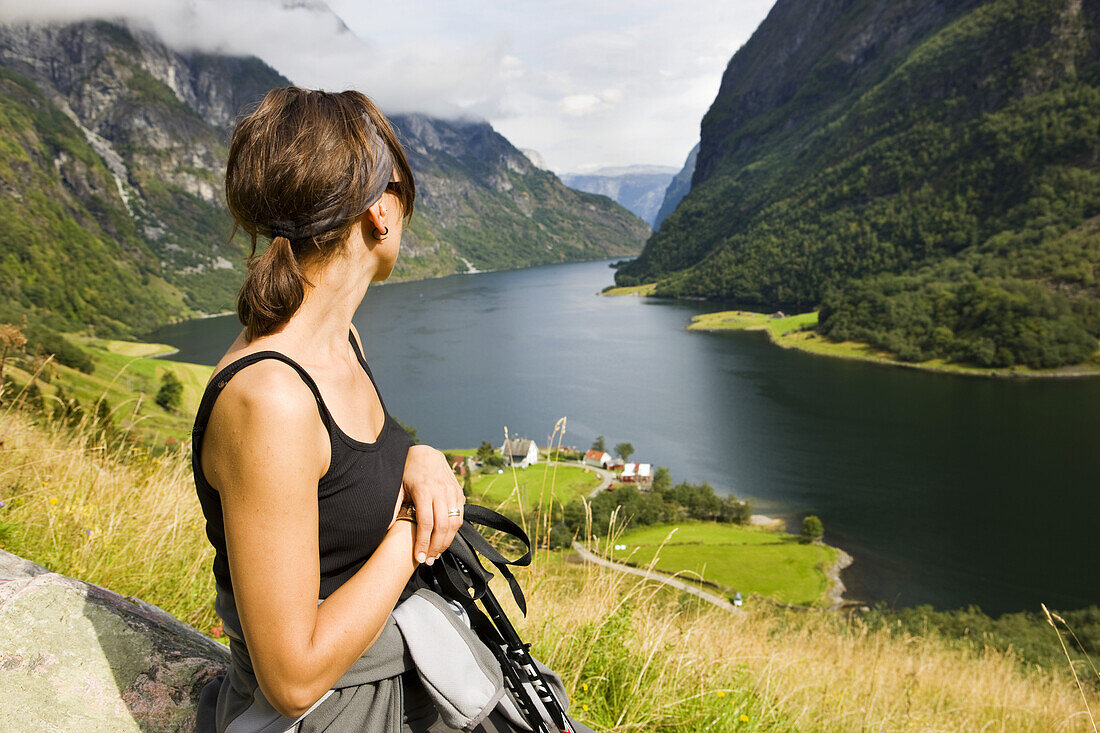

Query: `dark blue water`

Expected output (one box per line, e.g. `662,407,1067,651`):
148,259,1100,614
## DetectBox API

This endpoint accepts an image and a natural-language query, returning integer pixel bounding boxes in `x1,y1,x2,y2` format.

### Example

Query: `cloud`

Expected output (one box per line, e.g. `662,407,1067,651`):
0,0,777,172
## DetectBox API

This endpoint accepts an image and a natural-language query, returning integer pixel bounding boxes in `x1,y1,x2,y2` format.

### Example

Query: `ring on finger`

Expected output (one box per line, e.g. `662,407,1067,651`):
447,508,461,517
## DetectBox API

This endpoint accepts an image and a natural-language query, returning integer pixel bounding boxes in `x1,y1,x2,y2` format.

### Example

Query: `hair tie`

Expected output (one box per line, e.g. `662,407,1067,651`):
269,221,297,240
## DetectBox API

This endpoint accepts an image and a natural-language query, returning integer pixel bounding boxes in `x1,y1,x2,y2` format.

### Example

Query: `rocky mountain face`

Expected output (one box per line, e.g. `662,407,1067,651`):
617,0,1100,368
652,143,697,231
0,19,647,341
561,165,677,228
390,115,649,280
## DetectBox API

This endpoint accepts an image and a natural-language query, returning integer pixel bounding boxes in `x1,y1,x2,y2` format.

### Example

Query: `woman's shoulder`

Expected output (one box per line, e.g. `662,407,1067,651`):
202,359,330,489
215,358,319,419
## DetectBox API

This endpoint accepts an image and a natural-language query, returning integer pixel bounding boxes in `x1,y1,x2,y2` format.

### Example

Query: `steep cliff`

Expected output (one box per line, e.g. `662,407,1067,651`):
391,115,650,279
617,0,1100,368
561,166,677,227
0,19,647,340
652,143,697,231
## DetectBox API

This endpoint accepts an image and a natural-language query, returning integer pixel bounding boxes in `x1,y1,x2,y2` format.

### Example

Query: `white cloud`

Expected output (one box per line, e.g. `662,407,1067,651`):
0,0,777,173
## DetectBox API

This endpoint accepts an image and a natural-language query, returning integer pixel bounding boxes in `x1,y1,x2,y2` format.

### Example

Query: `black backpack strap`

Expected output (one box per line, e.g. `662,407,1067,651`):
422,505,532,614
421,504,575,733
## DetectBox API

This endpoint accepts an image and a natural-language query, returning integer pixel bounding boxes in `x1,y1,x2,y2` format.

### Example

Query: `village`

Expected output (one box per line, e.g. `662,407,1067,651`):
441,434,840,613
446,436,653,493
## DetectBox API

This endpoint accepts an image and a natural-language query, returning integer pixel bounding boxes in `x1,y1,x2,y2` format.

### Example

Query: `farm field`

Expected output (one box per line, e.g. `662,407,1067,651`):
615,521,838,607
465,462,602,512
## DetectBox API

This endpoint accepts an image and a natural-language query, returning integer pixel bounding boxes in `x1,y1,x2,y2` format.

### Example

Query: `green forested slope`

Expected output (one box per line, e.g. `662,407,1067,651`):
0,66,189,338
618,0,1100,368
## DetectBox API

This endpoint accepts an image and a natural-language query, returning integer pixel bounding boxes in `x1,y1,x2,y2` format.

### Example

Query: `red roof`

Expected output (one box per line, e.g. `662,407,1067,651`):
585,449,606,461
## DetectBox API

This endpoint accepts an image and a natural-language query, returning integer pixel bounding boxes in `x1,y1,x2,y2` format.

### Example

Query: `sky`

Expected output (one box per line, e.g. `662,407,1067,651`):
0,0,776,174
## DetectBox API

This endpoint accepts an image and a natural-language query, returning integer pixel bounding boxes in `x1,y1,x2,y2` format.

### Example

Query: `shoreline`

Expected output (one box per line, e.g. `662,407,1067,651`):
824,549,854,610
689,309,1100,380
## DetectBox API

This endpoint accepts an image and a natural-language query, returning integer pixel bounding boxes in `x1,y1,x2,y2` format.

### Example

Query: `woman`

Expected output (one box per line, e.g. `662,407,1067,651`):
192,87,502,731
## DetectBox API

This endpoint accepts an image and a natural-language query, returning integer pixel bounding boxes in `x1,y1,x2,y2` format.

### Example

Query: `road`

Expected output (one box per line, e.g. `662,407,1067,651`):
571,542,738,612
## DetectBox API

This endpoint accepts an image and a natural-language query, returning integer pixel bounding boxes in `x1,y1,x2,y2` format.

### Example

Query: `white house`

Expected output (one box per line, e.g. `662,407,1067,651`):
620,462,652,488
500,438,539,468
584,450,612,468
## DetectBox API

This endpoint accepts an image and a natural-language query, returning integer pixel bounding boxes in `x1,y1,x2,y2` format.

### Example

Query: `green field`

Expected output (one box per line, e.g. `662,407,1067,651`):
600,282,657,296
688,310,1100,378
614,521,838,607
466,462,602,512
6,336,212,441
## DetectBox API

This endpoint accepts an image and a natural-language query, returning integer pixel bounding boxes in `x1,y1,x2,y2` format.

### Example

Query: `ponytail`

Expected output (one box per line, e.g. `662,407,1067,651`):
226,87,417,341
236,235,313,341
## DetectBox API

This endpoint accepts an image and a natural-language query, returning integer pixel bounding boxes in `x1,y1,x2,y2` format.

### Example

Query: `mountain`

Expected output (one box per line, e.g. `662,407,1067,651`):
616,0,1100,368
0,19,647,346
561,165,677,227
389,116,649,280
652,143,698,231
0,20,284,341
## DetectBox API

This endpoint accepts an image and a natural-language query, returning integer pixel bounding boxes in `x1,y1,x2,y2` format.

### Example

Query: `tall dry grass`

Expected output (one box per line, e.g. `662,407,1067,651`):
0,407,1095,731
0,407,218,631
519,548,1098,732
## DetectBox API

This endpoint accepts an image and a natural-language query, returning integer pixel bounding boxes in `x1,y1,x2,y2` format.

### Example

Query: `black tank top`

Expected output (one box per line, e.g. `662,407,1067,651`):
192,330,413,599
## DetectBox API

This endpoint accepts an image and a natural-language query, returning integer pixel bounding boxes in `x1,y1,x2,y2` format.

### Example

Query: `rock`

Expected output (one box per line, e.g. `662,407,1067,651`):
0,549,228,732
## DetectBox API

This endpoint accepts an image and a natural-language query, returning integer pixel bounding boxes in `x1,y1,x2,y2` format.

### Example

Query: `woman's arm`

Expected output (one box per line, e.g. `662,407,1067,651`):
203,361,419,719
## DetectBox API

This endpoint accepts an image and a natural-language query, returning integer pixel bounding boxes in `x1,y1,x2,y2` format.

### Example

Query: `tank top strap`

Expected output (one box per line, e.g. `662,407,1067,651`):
192,350,336,441
347,329,390,415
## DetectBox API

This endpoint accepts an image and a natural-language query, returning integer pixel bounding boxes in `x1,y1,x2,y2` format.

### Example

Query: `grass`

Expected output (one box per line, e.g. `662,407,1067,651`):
613,522,837,607
466,461,601,513
5,336,211,441
600,282,658,296
88,338,179,359
688,310,1100,378
0,407,1097,730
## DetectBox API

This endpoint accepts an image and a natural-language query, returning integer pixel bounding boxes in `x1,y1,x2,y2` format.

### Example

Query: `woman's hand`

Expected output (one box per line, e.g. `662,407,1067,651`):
402,444,465,565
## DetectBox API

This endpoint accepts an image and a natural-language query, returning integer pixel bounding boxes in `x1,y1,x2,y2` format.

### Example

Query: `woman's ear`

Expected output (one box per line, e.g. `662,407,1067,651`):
363,200,388,240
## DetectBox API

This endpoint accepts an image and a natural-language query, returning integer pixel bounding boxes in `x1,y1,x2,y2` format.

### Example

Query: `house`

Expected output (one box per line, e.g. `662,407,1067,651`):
620,462,652,488
584,450,612,468
500,438,539,468
450,455,472,476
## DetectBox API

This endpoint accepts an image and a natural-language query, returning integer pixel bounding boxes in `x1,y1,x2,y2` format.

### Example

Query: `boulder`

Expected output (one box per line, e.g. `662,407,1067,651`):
0,549,228,732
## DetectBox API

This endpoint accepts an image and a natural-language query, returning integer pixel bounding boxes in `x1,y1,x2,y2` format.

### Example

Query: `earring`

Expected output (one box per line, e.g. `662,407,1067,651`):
373,226,389,239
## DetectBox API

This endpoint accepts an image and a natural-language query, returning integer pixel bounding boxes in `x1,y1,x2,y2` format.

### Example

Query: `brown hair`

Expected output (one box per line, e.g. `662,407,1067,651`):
225,87,416,341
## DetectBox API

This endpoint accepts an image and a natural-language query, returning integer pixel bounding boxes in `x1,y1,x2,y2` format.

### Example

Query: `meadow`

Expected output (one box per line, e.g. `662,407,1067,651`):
5,334,212,441
464,461,601,513
613,522,837,607
0,406,1096,730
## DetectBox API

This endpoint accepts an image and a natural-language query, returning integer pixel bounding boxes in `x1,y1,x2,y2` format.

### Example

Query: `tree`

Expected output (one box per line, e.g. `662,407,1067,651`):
155,371,183,412
591,435,606,453
548,522,574,550
462,471,472,497
615,442,634,462
52,385,83,426
395,418,419,444
24,381,45,413
0,323,26,382
800,515,824,544
720,495,753,524
651,466,671,494
477,440,494,462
